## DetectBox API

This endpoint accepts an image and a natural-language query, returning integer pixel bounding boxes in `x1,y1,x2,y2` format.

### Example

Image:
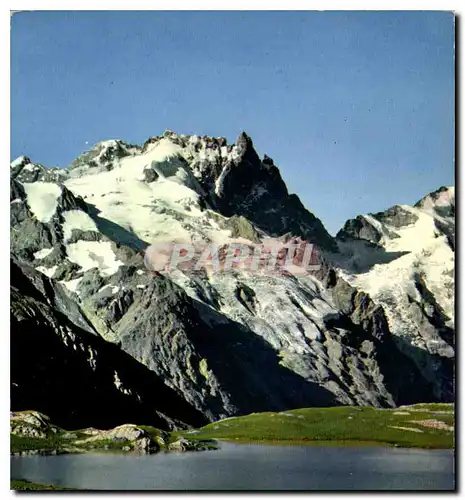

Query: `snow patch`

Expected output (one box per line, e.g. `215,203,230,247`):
33,248,54,260
10,156,28,168
65,241,123,276
22,182,62,222
61,210,98,242
60,277,83,293
36,265,58,278
143,137,183,158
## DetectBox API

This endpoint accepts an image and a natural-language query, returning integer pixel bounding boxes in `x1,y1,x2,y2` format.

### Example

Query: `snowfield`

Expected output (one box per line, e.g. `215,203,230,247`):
62,210,99,242
64,138,224,247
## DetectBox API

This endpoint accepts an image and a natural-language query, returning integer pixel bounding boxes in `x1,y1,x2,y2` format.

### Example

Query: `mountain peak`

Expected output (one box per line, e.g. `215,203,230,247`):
10,129,455,426
414,186,455,216
10,156,32,169
236,131,253,148
68,139,140,173
11,130,337,253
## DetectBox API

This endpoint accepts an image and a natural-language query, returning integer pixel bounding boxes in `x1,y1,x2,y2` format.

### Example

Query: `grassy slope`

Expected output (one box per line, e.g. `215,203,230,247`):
179,404,454,449
11,433,142,454
11,404,454,455
11,479,76,491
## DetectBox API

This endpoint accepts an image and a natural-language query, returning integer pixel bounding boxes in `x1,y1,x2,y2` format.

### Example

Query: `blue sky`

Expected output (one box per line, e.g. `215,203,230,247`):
11,11,454,234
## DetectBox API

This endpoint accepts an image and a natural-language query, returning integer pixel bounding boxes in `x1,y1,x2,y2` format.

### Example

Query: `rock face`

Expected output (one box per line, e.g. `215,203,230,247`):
337,215,399,244
335,187,455,402
11,258,207,430
10,131,454,430
212,133,337,252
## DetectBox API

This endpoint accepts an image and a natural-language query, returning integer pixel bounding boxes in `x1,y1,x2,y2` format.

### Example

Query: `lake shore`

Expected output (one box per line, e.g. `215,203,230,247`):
11,403,454,461
179,403,454,450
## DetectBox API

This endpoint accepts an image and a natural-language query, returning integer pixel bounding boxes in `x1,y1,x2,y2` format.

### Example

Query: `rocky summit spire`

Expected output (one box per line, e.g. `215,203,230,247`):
211,132,337,252
235,131,260,165
236,131,253,151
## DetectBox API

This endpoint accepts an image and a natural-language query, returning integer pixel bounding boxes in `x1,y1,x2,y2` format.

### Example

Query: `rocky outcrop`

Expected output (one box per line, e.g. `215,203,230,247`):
68,140,140,174
337,215,399,244
224,215,262,242
10,411,217,455
10,157,68,184
11,411,60,439
74,424,158,453
372,205,419,229
168,436,216,452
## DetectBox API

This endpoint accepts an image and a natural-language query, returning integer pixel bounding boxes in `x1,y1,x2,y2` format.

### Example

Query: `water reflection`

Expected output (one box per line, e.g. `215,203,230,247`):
11,442,454,491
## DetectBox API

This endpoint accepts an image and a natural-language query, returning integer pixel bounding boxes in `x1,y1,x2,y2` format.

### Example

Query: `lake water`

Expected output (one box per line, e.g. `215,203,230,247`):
11,442,454,491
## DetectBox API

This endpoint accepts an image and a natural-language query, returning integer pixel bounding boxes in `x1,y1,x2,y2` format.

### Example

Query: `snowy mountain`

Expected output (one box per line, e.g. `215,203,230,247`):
335,186,455,401
10,131,454,428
